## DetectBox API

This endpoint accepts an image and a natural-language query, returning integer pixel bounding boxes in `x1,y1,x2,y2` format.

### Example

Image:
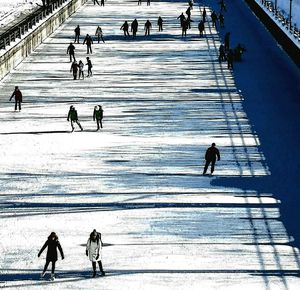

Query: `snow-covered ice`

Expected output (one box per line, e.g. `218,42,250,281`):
0,0,300,289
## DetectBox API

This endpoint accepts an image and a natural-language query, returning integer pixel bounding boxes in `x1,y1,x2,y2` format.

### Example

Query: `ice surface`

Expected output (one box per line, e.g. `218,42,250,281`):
0,0,299,289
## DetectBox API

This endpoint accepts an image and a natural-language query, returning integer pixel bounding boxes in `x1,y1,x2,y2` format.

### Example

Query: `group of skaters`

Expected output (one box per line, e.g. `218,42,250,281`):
67,105,104,132
219,36,246,70
38,230,105,280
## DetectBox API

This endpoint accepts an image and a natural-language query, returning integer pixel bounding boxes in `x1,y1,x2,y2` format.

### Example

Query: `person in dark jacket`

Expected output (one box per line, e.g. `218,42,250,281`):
202,7,207,22
67,105,83,132
177,13,186,28
74,25,80,43
211,11,218,28
83,34,93,54
120,21,130,38
198,20,205,37
157,16,163,32
9,86,22,111
100,0,105,6
93,105,103,131
38,232,64,280
203,143,220,175
86,229,105,277
131,19,138,38
144,20,152,36
70,61,79,80
86,57,93,77
218,44,226,61
67,42,76,62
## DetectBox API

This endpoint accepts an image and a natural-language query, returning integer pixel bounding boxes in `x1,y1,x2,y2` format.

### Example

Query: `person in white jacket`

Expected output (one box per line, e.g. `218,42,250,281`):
86,229,105,277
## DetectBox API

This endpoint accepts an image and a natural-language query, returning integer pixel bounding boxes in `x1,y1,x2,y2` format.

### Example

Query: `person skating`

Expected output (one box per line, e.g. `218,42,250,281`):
211,11,218,28
177,13,186,28
219,13,225,28
93,0,100,5
38,232,64,281
157,16,163,31
67,105,83,132
93,105,103,131
78,60,85,79
120,21,130,38
86,229,105,277
147,0,150,5
186,7,191,20
86,57,93,77
67,42,76,62
144,20,152,36
224,32,230,51
100,0,105,6
218,44,226,62
131,19,138,38
95,26,105,43
138,0,141,5
203,143,220,175
182,19,188,37
188,0,193,10
227,49,234,70
83,34,93,54
74,25,80,43
9,86,22,111
198,20,205,37
202,7,207,22
70,61,79,80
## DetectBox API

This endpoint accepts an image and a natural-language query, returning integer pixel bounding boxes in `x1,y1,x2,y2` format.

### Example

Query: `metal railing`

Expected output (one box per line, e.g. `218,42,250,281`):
260,0,300,41
0,0,69,50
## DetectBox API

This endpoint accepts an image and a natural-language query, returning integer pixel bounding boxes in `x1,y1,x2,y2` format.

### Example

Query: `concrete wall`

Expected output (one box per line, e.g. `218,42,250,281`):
0,0,87,81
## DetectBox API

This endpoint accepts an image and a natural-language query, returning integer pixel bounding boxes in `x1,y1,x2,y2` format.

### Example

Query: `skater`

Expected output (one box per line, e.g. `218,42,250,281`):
211,11,218,28
86,229,105,277
224,32,230,51
177,13,186,28
74,25,80,43
186,7,191,20
78,60,85,79
219,13,225,28
131,18,138,38
9,86,22,111
120,21,130,38
67,42,76,62
227,49,234,69
198,20,205,37
157,16,163,31
83,34,93,54
86,57,93,77
95,26,105,43
188,0,193,10
219,0,227,12
202,7,207,22
144,20,152,36
138,0,141,5
203,143,220,175
38,232,64,281
218,44,226,61
147,0,150,5
100,0,105,6
93,0,100,5
67,105,83,132
70,61,79,80
93,105,103,131
182,19,188,37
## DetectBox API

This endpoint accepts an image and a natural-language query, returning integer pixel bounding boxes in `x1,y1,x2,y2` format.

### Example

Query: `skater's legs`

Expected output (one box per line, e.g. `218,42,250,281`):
43,260,51,273
203,160,211,175
210,159,216,174
51,261,56,274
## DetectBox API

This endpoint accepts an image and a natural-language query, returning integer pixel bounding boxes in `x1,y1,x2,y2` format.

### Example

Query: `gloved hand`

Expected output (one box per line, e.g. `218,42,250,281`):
38,253,40,258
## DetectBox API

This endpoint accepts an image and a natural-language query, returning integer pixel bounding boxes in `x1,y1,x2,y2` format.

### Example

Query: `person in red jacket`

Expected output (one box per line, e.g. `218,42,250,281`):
203,143,220,175
9,86,22,111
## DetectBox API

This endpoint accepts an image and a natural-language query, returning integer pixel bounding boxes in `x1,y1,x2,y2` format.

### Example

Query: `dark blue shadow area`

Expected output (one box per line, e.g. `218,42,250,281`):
208,0,300,247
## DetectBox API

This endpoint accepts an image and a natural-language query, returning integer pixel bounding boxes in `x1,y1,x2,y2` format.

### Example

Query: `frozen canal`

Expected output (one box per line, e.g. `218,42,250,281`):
0,0,299,289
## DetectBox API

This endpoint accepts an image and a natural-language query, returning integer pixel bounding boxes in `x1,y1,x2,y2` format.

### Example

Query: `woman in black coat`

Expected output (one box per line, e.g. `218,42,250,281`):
38,232,64,280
